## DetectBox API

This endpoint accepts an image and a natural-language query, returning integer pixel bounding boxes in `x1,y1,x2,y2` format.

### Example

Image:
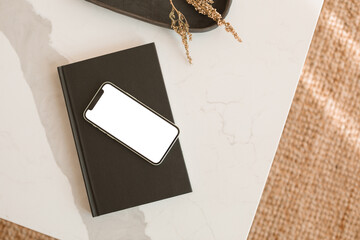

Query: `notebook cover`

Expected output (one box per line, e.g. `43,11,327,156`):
57,43,192,217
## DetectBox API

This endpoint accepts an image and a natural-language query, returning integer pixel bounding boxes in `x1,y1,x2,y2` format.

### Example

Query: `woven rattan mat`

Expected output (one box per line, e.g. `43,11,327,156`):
0,218,54,240
248,0,360,239
1,0,359,239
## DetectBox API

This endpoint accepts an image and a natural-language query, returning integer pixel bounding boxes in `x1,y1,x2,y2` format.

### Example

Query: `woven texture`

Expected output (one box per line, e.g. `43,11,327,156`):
0,218,54,240
248,0,360,239
1,0,359,239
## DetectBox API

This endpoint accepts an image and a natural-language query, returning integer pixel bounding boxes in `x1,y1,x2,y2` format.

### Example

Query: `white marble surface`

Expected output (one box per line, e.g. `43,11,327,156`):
0,0,323,239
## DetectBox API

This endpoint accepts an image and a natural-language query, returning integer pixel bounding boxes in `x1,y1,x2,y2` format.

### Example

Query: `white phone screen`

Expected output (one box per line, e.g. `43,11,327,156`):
84,82,179,165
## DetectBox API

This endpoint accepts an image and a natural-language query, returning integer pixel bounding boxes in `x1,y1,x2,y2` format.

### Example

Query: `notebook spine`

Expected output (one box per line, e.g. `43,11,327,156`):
58,66,99,217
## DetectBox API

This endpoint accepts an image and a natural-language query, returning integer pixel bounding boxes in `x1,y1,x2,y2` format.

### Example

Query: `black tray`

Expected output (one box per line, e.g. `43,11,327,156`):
86,0,232,32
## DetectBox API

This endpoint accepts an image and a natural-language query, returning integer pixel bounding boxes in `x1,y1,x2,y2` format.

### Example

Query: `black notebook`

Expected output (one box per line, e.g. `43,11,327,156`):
58,43,192,217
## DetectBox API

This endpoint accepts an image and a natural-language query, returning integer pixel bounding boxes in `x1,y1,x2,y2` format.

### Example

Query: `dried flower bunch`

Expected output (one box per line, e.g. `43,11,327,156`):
169,0,193,63
169,0,241,63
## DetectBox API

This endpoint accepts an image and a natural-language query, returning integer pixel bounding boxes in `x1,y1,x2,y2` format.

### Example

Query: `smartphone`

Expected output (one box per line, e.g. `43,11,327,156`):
83,82,179,165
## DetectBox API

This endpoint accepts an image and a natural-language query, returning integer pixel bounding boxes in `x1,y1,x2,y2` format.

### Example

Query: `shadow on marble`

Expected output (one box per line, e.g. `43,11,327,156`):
0,0,150,239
